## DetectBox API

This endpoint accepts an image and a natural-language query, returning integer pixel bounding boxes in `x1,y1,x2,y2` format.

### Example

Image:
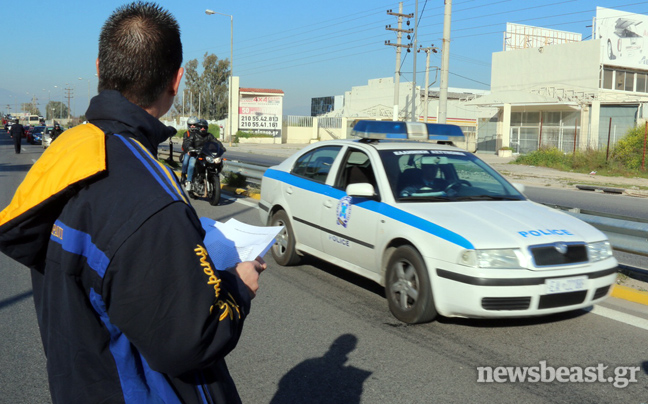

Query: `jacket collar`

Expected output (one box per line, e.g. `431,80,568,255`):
85,90,176,157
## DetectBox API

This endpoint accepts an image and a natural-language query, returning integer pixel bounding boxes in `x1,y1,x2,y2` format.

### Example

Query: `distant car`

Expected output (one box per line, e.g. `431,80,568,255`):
22,125,32,139
258,120,618,324
42,126,55,148
27,125,46,144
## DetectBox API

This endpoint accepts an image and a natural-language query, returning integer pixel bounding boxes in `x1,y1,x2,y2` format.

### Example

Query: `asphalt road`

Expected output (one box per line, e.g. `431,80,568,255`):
1,134,647,403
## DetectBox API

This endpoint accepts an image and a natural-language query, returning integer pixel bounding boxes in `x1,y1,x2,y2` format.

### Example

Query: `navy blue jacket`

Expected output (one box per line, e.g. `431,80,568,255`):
0,90,251,403
9,122,24,142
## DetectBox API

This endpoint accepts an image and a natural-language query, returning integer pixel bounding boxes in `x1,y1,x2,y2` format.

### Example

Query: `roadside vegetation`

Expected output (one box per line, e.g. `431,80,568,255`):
512,125,648,179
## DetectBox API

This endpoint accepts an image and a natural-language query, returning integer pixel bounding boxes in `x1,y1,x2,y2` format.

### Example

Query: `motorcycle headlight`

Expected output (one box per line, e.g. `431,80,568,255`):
586,240,613,262
213,157,222,164
206,156,214,163
458,249,526,269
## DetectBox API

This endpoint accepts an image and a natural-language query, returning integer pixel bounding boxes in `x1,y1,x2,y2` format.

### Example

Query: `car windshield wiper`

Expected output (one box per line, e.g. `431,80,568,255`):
398,196,451,202
454,195,523,201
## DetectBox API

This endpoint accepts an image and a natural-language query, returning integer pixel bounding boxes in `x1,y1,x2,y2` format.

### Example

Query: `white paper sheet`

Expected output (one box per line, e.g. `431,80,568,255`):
201,217,283,270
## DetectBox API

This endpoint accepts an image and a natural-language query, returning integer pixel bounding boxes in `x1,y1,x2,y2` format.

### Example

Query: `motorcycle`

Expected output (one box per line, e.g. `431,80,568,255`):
181,141,225,206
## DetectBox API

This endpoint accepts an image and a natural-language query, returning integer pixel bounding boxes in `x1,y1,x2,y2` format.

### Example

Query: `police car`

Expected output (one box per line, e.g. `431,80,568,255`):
258,120,618,324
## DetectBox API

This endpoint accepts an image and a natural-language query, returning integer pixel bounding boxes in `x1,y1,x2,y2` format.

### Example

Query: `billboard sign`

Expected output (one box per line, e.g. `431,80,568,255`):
239,93,283,137
504,23,581,51
597,6,648,69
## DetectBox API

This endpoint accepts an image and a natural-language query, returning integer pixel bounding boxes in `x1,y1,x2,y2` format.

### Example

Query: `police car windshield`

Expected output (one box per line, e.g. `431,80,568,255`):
378,149,526,202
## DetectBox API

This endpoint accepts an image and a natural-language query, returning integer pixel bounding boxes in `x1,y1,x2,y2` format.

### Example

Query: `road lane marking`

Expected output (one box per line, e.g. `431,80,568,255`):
233,197,258,209
590,305,648,331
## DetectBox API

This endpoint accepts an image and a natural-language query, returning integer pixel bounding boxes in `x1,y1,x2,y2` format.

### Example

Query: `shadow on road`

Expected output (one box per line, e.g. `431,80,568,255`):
270,334,371,404
0,290,33,311
0,163,33,173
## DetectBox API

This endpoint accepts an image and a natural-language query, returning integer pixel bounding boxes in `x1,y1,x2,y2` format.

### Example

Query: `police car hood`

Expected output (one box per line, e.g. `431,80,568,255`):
398,200,606,249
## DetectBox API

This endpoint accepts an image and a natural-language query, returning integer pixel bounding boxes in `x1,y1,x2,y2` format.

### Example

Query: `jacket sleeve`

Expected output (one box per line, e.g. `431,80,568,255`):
102,202,252,377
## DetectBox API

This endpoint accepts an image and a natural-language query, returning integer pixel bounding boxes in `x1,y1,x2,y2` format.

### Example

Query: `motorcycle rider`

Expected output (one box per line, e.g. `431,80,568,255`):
182,118,223,191
50,123,64,142
199,118,226,152
181,116,200,191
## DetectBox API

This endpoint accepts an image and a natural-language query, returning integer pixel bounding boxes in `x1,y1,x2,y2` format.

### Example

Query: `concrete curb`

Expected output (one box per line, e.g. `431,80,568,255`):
611,285,648,306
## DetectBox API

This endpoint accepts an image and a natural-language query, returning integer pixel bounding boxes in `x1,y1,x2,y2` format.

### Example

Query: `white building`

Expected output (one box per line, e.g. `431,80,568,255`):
316,77,494,141
469,7,648,153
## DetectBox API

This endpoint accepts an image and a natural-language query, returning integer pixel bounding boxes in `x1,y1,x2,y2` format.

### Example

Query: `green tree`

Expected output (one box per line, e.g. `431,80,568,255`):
174,52,230,120
21,102,41,116
46,101,69,121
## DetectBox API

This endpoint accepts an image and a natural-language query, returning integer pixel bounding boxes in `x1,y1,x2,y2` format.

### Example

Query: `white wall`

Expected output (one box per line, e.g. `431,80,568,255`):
492,40,601,94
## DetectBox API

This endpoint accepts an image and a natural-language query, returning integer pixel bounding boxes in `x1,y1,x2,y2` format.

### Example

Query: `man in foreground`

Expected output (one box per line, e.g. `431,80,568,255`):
0,2,265,403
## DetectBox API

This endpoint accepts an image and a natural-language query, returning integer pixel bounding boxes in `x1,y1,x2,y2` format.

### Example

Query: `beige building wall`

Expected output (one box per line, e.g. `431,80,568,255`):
492,40,601,95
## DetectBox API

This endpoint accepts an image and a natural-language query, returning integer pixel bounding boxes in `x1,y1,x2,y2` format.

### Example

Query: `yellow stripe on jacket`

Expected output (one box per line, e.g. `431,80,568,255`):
0,124,107,227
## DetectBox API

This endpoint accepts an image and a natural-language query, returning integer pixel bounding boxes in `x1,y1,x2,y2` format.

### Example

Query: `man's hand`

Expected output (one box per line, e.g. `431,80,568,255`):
230,257,267,298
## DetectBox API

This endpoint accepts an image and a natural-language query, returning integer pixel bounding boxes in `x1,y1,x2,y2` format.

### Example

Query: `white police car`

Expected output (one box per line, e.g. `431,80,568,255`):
258,120,617,324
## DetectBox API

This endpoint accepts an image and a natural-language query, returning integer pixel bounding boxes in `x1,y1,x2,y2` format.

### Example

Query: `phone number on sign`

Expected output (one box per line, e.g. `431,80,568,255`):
240,121,279,129
240,115,279,122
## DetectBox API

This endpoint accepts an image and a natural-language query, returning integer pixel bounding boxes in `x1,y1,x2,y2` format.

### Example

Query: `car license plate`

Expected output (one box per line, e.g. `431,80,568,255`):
545,276,587,294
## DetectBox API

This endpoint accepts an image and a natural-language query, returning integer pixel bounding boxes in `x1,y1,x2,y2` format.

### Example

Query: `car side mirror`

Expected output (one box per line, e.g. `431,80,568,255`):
512,183,525,194
346,183,375,198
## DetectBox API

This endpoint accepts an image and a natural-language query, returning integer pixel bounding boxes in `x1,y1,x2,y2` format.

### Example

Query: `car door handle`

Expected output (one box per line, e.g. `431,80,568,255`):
323,200,333,209
286,186,293,195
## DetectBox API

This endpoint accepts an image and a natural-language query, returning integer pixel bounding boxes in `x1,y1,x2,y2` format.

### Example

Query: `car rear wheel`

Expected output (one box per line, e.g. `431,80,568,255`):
385,245,437,324
270,210,301,266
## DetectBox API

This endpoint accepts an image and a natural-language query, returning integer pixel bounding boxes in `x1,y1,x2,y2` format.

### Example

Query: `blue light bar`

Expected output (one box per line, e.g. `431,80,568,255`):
351,121,408,139
351,120,465,142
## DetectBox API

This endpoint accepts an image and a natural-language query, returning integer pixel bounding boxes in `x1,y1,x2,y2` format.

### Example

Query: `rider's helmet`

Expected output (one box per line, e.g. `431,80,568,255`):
187,116,200,133
198,119,209,135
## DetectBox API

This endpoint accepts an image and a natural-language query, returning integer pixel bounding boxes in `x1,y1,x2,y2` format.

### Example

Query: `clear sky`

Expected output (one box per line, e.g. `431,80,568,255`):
2,0,647,117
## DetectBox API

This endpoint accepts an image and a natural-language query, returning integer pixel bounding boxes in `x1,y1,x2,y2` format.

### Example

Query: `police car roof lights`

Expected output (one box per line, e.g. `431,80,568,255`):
351,120,465,143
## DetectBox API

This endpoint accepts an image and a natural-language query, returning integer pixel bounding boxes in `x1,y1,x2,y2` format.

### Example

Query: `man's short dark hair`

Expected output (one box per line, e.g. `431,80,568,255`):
98,2,182,108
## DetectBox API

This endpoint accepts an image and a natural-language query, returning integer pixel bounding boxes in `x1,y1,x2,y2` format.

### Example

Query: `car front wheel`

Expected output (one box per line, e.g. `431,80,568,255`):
385,245,437,324
270,210,301,266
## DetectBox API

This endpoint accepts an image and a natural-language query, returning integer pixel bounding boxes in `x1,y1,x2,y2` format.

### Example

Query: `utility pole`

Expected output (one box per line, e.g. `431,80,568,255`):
65,86,74,121
411,0,419,122
385,3,413,121
439,0,452,124
418,45,439,123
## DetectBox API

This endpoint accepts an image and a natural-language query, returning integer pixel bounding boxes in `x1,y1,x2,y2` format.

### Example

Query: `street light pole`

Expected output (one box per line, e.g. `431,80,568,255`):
205,9,234,147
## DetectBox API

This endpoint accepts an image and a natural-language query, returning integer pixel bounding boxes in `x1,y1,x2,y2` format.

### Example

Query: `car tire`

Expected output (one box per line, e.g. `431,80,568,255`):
385,245,437,324
270,210,301,266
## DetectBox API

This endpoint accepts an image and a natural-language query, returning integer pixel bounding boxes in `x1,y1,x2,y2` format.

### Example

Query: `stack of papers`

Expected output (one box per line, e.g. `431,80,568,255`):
200,217,284,270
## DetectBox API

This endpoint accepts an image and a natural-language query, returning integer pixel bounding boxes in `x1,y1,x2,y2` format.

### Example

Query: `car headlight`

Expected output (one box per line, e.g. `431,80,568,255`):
458,249,526,269
587,241,613,262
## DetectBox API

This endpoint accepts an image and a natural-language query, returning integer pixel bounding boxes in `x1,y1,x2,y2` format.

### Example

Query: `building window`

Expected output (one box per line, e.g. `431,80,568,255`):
603,68,614,89
638,73,647,93
601,67,648,93
625,71,635,92
543,112,560,125
616,71,625,90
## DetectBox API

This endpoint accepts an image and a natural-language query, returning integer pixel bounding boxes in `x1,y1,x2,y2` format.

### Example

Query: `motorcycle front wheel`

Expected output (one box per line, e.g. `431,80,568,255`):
209,174,221,206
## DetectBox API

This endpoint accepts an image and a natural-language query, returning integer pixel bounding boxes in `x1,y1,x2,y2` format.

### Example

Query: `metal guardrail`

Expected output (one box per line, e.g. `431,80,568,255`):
223,160,268,181
545,204,648,258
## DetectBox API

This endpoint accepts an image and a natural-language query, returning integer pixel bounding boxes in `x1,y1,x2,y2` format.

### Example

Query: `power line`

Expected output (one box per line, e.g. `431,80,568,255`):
194,1,648,89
